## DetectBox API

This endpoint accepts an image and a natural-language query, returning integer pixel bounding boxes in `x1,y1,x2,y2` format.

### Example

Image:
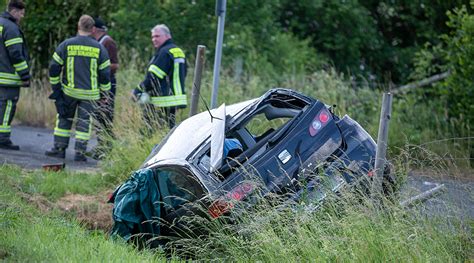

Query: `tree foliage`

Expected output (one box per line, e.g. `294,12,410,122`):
410,4,473,135
3,0,472,85
19,0,115,72
278,0,470,82
279,0,381,78
441,6,474,125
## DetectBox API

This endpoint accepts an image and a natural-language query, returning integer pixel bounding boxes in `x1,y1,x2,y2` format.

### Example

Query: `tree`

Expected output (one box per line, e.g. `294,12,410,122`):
441,6,474,125
21,0,115,73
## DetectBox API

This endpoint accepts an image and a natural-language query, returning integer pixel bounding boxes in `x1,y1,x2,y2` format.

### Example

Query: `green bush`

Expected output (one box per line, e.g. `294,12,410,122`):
442,6,474,126
19,0,114,72
411,5,474,132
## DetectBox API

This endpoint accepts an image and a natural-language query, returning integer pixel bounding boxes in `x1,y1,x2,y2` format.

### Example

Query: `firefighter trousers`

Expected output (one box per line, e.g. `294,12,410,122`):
0,97,18,144
53,95,96,153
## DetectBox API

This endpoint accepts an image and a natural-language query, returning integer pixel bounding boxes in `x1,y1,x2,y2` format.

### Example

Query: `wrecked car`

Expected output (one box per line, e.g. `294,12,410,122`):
109,88,393,244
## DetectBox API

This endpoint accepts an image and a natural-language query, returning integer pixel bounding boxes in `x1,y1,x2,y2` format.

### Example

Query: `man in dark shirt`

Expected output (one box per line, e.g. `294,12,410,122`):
90,17,119,159
0,0,30,150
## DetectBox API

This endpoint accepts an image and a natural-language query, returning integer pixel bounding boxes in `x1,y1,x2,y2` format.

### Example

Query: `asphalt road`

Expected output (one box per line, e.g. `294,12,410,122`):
0,125,99,171
401,173,474,221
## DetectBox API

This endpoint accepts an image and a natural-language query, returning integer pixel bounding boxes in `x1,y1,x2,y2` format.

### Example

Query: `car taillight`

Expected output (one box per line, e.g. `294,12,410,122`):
309,108,331,136
208,183,253,219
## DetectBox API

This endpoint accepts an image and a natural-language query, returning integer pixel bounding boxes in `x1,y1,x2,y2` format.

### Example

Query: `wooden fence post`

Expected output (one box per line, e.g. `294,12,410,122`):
189,45,206,117
374,92,393,193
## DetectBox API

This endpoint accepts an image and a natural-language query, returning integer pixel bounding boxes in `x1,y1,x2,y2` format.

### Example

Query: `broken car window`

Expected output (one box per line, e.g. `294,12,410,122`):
155,167,205,213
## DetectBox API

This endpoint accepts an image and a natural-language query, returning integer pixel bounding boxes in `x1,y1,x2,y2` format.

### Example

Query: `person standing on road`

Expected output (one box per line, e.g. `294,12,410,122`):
89,17,119,160
0,0,30,150
45,15,111,162
131,24,187,130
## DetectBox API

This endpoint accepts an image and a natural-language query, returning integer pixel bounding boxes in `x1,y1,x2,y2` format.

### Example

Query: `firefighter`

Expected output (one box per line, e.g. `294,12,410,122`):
131,24,187,130
0,0,30,150
45,15,111,162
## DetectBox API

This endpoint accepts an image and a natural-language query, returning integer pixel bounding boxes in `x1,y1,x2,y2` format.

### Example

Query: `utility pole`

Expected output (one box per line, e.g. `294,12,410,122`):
211,0,226,109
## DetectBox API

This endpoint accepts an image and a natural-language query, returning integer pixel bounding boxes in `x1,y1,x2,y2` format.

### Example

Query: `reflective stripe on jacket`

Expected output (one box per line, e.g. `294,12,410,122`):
0,11,30,88
49,35,111,100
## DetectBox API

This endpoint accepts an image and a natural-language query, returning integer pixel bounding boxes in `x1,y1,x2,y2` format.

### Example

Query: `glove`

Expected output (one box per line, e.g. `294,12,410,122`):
20,75,31,88
130,88,143,102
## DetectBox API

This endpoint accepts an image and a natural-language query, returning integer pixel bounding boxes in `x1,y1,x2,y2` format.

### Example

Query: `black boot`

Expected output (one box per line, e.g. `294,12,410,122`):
45,147,66,159
0,141,20,151
74,151,87,162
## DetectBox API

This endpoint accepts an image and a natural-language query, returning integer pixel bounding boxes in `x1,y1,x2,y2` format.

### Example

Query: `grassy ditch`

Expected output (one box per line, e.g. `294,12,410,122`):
167,191,473,261
0,165,116,201
0,165,163,262
1,163,472,261
0,164,118,230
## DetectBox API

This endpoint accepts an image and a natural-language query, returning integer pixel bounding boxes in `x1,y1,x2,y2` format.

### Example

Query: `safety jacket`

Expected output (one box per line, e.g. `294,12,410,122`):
137,39,187,107
49,35,111,100
0,11,30,88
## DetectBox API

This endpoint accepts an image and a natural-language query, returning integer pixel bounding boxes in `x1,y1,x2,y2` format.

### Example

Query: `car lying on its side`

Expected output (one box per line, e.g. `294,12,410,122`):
109,88,393,243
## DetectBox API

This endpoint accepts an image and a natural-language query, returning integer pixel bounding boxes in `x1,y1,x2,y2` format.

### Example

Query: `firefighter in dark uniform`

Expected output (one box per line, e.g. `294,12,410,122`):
45,15,111,162
132,24,187,130
0,0,30,150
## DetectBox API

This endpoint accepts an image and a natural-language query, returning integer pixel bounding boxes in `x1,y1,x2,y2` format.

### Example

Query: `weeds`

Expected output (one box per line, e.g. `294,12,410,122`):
162,184,471,262
15,77,56,127
0,164,114,201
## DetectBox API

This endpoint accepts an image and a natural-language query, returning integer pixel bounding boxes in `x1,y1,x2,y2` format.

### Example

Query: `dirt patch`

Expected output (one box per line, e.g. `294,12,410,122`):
19,190,114,232
56,192,114,231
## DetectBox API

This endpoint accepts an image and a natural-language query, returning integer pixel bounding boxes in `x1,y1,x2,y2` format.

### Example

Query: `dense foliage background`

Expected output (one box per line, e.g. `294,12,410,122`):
12,1,470,80
4,0,474,140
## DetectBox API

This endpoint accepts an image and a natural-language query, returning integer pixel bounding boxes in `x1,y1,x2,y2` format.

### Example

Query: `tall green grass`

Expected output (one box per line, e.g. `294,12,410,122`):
1,161,472,261
0,164,115,201
165,189,472,261
0,169,164,262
